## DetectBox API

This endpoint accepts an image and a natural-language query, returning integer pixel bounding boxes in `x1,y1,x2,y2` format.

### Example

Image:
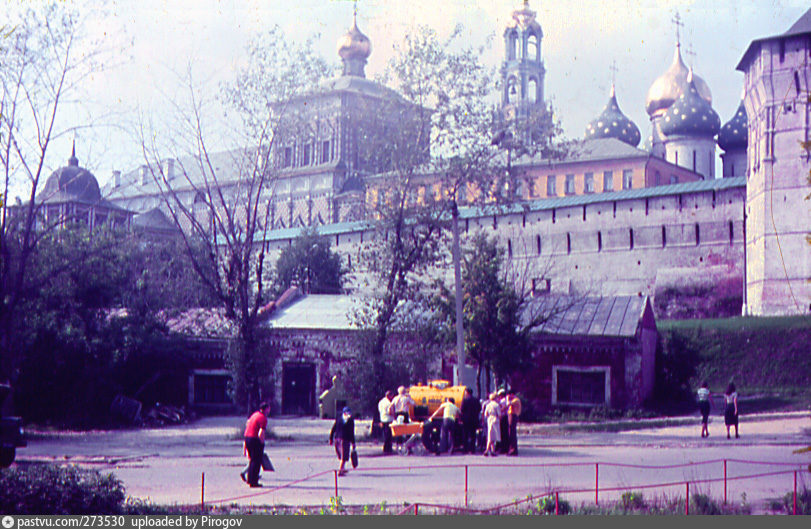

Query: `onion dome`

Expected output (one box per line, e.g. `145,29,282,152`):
717,100,748,151
40,143,101,203
506,0,542,32
659,71,721,137
584,85,641,147
337,12,371,77
646,43,712,118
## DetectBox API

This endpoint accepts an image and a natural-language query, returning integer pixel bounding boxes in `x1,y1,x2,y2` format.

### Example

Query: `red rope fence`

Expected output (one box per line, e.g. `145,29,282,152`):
195,458,809,514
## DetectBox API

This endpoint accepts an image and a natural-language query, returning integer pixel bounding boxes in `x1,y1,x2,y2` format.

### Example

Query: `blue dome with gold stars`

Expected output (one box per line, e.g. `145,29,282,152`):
584,85,641,147
660,71,720,138
717,100,748,151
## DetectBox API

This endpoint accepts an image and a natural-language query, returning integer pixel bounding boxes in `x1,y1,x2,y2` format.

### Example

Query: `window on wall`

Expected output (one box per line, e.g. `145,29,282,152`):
507,77,518,103
603,171,613,191
527,34,539,61
508,33,518,60
283,146,293,168
321,140,331,163
193,373,231,404
565,174,575,195
584,173,594,193
622,169,633,190
547,175,556,196
531,277,551,295
655,171,661,186
555,369,607,405
670,175,678,184
528,78,538,103
302,142,312,166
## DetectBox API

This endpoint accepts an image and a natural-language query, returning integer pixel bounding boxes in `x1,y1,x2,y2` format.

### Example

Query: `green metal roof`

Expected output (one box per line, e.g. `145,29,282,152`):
258,177,745,242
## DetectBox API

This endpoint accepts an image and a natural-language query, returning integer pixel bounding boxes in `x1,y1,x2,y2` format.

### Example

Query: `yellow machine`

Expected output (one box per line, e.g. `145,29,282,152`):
389,380,471,454
406,379,467,421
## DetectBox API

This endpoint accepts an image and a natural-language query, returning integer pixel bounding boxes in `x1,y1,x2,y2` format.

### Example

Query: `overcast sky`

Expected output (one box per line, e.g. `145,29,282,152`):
17,0,811,191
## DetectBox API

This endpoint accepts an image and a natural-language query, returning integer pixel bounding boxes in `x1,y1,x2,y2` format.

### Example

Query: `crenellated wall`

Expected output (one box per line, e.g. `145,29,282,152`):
262,179,747,314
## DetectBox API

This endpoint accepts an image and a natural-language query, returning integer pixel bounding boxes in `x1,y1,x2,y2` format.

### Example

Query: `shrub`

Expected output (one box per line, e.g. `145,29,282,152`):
620,491,647,510
0,464,125,514
775,487,811,515
534,495,570,515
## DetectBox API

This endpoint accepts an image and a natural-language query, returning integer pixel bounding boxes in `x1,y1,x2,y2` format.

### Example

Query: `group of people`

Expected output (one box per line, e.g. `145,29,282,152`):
481,389,522,456
376,386,522,457
377,386,416,455
697,381,740,439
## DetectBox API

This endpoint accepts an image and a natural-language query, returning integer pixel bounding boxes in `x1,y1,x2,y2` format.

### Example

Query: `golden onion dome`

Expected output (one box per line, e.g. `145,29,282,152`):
337,14,371,61
645,43,711,118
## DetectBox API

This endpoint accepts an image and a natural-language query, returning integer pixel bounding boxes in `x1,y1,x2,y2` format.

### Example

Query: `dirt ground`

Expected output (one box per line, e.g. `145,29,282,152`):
15,411,811,513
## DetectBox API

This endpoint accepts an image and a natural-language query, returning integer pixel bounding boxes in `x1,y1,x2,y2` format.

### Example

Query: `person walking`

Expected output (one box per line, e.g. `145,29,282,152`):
483,392,501,457
378,390,395,455
241,401,271,488
724,382,739,439
460,388,481,454
428,397,460,455
506,391,522,455
697,381,712,438
329,406,356,476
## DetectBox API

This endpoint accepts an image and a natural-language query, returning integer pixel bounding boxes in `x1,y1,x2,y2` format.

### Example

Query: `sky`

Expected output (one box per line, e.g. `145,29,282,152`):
11,0,811,194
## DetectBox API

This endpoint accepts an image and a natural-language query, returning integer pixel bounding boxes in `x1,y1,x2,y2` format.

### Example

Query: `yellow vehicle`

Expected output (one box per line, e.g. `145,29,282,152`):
390,380,470,454
406,380,467,421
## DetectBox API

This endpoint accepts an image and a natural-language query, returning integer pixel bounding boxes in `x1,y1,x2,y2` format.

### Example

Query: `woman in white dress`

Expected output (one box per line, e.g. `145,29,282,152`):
483,392,501,456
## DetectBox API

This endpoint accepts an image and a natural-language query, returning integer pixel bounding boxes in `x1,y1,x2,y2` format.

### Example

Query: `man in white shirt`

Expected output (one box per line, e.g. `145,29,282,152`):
378,390,395,455
392,386,415,423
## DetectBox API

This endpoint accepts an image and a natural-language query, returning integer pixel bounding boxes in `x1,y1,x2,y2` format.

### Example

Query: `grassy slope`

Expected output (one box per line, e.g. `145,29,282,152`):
658,315,811,408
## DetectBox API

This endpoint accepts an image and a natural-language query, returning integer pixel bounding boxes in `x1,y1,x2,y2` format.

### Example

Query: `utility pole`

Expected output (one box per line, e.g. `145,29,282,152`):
451,200,466,389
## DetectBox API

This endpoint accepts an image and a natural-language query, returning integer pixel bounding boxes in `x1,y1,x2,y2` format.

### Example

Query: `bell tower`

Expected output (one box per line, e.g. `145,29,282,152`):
501,1,546,117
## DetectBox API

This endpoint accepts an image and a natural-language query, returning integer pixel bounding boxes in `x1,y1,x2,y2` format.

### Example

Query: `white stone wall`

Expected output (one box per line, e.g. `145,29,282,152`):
721,148,747,178
741,34,811,316
665,135,716,179
264,183,746,309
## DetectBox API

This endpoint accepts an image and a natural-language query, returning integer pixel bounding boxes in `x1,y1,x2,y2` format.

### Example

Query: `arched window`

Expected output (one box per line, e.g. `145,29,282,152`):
507,76,518,103
528,77,538,103
527,33,539,61
507,32,518,60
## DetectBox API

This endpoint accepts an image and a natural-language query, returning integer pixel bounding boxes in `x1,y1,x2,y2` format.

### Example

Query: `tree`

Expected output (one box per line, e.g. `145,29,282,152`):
11,226,199,427
272,226,347,296
136,27,333,411
431,232,527,396
351,25,565,407
0,2,115,384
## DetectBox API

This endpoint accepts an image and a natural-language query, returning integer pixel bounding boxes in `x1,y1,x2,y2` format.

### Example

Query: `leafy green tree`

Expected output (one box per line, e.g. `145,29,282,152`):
432,232,528,396
272,227,346,295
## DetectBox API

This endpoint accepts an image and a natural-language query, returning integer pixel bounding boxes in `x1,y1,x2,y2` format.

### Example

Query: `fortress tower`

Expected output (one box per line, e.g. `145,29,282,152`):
736,8,811,315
